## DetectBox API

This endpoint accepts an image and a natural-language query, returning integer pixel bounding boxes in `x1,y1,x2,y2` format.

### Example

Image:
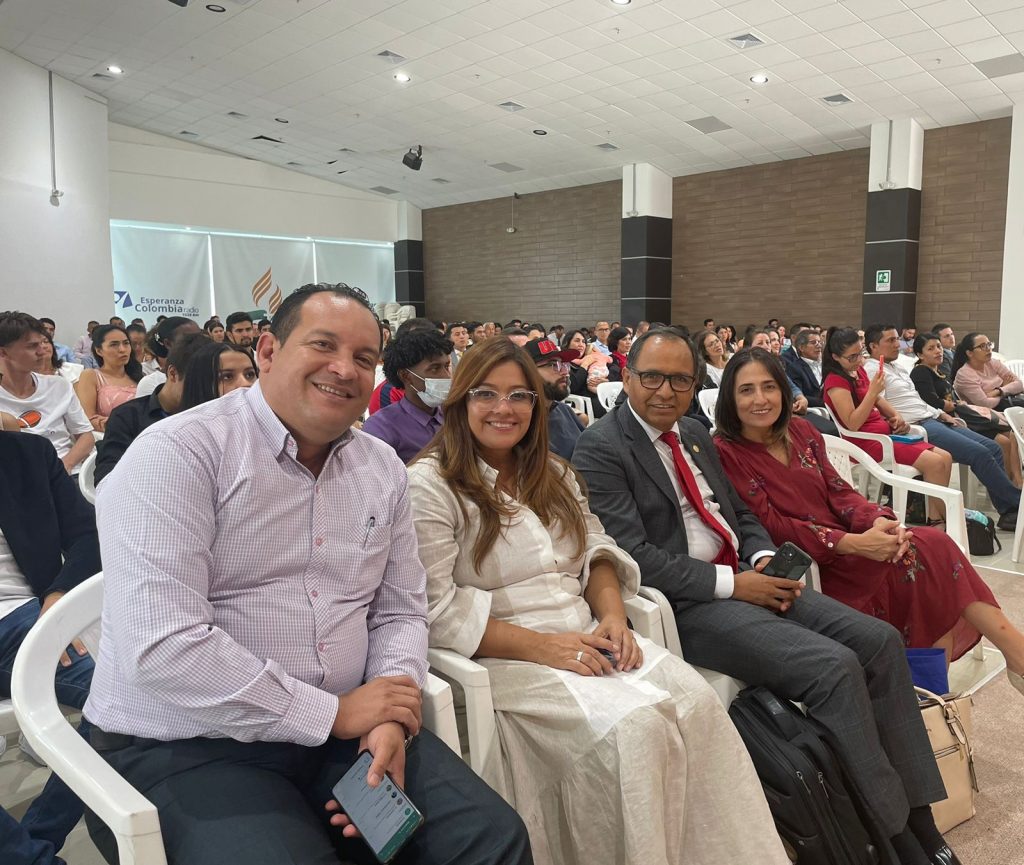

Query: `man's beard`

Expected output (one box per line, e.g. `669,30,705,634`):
543,380,569,402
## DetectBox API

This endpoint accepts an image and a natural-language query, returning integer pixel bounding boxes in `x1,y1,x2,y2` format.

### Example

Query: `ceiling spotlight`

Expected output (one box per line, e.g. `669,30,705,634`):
402,145,423,171
106,65,123,75
275,117,289,124
533,129,547,135
205,4,226,11
394,72,411,83
611,0,632,5
750,73,769,85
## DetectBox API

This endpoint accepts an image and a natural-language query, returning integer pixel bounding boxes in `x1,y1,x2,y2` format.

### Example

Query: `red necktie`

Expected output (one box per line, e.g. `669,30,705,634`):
659,431,739,571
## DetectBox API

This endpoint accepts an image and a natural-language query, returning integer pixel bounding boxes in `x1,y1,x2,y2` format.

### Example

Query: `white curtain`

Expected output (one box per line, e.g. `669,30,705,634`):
210,235,316,317
110,226,211,326
314,242,395,306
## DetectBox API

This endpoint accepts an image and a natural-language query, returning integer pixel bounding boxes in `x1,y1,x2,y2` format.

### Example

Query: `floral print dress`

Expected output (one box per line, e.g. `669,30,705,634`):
715,418,998,661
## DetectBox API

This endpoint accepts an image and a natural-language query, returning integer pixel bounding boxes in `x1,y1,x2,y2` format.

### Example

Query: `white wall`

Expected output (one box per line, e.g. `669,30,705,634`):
108,124,399,243
0,48,113,346
999,105,1024,357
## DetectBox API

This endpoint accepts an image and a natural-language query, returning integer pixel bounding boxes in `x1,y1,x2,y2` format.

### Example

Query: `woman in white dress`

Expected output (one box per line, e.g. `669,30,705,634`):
407,337,786,865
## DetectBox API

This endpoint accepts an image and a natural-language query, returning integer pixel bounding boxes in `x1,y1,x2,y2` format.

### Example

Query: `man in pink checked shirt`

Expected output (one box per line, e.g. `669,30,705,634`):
83,284,531,865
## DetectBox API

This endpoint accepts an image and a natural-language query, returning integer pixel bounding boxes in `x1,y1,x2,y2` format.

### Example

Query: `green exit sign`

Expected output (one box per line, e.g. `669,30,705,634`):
875,269,891,292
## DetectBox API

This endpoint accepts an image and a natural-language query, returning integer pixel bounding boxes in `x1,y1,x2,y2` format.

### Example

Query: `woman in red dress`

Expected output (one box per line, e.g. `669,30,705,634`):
712,347,1024,693
821,326,951,523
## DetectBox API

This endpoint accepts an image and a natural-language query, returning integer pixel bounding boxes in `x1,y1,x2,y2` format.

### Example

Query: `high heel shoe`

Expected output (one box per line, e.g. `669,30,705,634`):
1008,669,1024,697
931,844,962,865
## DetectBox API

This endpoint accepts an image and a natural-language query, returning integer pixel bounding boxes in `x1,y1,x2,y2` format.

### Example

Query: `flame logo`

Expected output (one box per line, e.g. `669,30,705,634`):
251,268,284,315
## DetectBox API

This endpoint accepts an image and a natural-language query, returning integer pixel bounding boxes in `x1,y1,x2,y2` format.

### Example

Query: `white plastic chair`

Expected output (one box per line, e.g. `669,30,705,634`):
1004,359,1024,381
596,381,623,411
564,394,594,420
427,594,663,776
12,573,461,865
78,450,97,505
824,406,926,522
1002,407,1024,563
697,389,718,425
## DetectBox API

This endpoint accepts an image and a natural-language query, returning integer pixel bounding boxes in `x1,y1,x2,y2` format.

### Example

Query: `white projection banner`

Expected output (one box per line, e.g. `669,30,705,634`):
314,242,395,306
211,235,315,317
110,226,210,326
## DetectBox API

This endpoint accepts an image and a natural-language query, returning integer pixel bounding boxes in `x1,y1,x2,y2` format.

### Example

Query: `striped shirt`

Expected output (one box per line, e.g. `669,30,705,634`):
84,382,428,746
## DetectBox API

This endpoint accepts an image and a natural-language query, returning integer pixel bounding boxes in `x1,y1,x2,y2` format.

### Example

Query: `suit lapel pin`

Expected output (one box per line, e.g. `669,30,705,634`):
692,444,700,454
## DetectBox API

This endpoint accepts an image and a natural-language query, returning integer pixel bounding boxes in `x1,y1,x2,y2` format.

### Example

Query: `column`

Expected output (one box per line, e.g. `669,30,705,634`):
999,104,1024,356
862,119,923,327
394,201,424,315
621,163,672,325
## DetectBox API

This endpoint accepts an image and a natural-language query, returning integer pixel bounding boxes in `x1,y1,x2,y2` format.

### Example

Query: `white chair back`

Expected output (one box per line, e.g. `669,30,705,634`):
1002,407,1024,563
564,394,594,419
79,450,97,505
697,389,718,424
892,353,917,374
1004,360,1024,380
596,381,623,411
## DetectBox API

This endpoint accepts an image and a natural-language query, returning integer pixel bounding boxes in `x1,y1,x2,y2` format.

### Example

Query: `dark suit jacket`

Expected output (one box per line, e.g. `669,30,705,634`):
0,432,101,598
784,352,824,407
572,404,774,611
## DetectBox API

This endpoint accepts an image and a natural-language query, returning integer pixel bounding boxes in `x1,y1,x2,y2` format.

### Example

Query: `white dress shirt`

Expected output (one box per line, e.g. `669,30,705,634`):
627,404,772,598
805,357,823,385
862,358,939,424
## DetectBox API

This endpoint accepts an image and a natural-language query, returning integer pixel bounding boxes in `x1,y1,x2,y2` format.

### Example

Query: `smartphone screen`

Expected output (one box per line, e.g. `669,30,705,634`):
762,542,813,580
332,750,424,864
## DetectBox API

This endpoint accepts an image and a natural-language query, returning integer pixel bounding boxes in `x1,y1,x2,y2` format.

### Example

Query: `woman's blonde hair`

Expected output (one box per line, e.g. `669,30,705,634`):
414,337,586,570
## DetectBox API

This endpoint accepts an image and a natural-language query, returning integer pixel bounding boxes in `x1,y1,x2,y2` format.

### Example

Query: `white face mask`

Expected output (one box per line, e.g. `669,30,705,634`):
408,371,450,408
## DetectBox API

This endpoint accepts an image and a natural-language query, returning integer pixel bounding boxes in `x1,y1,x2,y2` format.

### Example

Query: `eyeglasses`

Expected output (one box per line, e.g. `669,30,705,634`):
628,368,697,393
971,342,994,351
840,352,863,362
538,360,571,373
467,388,537,409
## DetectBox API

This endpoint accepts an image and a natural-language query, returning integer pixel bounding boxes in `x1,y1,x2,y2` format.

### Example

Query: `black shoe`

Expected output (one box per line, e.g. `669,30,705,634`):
931,844,962,865
997,511,1018,532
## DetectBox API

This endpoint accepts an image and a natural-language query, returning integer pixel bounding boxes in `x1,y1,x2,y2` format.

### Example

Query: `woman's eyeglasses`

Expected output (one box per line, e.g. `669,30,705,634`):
971,342,994,351
467,388,537,409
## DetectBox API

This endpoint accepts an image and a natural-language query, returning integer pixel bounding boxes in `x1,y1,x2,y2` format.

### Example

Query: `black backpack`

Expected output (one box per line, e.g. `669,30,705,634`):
729,686,891,865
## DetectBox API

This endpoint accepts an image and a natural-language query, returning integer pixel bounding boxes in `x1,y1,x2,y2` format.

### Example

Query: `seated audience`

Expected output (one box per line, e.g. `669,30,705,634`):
524,323,546,341
572,327,962,865
932,323,956,377
74,325,143,432
483,321,497,339
72,320,99,365
606,325,631,375
911,332,1021,487
714,348,1024,682
716,325,736,355
203,318,226,342
864,324,1020,531
562,329,614,418
367,317,437,414
176,340,258,412
136,317,202,398
37,335,83,384
695,328,727,387
546,323,565,343
822,326,951,522
447,322,470,368
899,326,917,355
952,332,1024,410
592,320,612,356
0,431,101,864
0,312,93,473
83,284,529,865
502,326,530,347
782,329,824,406
95,332,211,485
109,316,125,329
524,337,585,459
125,323,149,365
749,331,837,436
362,328,452,463
407,336,785,865
257,318,272,334
37,318,75,364
224,311,255,350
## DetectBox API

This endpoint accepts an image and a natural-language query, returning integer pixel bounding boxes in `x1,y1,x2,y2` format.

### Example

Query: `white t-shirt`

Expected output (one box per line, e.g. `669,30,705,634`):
136,370,166,398
0,373,92,459
0,527,36,622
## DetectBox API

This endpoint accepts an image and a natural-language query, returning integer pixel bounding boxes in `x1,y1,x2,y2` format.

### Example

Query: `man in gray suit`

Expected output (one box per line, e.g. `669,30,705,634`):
573,328,956,865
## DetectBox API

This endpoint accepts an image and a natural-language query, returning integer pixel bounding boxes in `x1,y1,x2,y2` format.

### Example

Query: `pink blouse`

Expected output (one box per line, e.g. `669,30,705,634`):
953,360,1023,408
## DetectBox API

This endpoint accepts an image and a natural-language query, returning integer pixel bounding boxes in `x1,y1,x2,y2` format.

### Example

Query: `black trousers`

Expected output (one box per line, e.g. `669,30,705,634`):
86,727,532,865
675,588,946,837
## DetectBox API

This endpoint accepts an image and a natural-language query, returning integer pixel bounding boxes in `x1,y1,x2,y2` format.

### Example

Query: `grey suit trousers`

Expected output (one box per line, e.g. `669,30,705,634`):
675,589,946,836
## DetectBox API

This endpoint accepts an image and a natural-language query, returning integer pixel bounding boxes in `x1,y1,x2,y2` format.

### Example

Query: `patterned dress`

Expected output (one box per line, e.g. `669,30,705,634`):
715,418,998,660
407,455,788,865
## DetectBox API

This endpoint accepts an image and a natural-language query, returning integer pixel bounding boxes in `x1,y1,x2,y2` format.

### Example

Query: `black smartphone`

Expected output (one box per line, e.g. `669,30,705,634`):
762,542,813,581
331,750,424,864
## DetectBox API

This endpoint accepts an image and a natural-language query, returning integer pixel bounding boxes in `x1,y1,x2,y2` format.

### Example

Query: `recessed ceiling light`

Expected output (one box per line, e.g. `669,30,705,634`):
533,129,547,135
498,101,526,112
729,33,764,49
611,0,631,5
205,4,226,12
394,72,411,83
106,65,123,75
750,73,769,85
822,93,853,105
275,117,289,124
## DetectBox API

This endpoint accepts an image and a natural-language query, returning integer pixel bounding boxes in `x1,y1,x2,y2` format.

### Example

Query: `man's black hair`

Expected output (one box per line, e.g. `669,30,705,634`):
225,311,254,331
396,317,437,337
270,283,378,347
0,311,47,347
863,323,897,352
382,329,454,388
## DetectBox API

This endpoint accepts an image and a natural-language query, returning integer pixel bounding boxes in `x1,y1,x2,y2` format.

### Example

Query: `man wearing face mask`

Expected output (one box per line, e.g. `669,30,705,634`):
361,329,452,463
524,338,587,461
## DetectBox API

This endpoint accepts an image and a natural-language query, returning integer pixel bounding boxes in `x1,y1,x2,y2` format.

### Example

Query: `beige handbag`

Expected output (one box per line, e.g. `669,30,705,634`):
915,687,978,833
